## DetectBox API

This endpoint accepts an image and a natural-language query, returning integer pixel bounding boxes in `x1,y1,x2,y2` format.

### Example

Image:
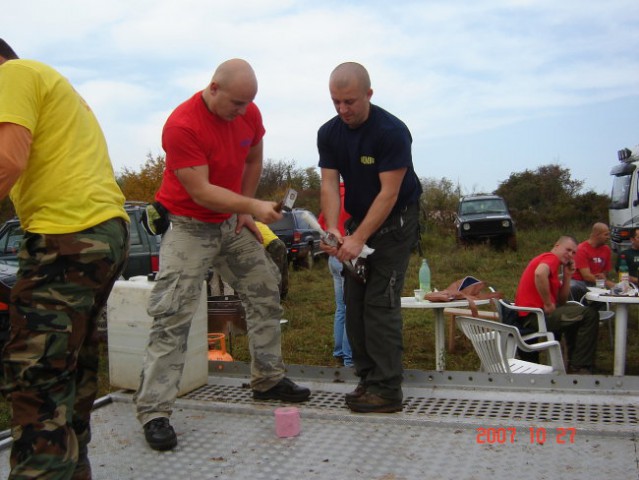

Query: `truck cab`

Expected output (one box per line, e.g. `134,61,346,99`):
609,146,639,252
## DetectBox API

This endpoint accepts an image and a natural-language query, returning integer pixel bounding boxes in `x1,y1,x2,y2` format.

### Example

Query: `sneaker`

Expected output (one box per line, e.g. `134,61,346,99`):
253,377,311,403
347,392,403,413
143,417,177,451
344,383,367,403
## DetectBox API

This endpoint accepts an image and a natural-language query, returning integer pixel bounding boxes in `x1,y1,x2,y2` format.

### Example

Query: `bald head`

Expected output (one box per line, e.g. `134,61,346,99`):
328,62,373,128
211,58,257,93
329,62,371,93
551,235,578,264
203,58,258,121
590,222,610,247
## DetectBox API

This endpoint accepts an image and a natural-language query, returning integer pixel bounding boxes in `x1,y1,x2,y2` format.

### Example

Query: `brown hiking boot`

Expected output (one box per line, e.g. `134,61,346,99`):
347,392,403,413
344,383,367,403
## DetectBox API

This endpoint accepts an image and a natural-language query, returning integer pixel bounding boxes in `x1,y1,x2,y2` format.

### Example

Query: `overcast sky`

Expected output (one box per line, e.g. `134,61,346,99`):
4,0,638,195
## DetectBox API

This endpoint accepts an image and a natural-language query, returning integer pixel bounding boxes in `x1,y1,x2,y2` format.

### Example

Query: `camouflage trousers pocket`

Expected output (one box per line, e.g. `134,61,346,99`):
146,273,182,318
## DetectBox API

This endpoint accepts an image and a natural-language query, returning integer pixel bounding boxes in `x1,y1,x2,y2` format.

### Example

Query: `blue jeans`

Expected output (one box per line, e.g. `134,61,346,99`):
329,255,352,366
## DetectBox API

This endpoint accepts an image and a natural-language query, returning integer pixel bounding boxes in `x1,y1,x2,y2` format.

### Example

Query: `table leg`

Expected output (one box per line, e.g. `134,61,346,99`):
434,309,446,371
613,304,628,376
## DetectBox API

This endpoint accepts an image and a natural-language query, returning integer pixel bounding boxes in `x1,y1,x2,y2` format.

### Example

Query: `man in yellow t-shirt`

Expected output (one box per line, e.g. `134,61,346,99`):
255,221,289,300
0,39,129,479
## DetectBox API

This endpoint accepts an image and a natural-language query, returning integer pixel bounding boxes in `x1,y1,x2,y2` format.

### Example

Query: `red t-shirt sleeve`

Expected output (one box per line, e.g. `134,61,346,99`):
162,125,209,171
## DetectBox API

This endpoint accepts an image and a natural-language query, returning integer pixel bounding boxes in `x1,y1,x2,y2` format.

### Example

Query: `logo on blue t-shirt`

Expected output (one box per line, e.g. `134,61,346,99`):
360,155,375,165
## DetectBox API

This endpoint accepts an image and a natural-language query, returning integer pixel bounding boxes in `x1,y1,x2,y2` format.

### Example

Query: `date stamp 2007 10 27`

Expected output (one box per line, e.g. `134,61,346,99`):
476,427,576,445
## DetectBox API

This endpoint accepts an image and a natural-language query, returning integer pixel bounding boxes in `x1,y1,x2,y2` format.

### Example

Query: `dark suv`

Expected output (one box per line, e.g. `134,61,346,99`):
0,201,161,279
269,208,322,269
455,195,517,250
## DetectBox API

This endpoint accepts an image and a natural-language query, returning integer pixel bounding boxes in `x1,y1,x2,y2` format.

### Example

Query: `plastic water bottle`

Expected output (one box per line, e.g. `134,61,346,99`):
619,255,629,292
419,258,431,292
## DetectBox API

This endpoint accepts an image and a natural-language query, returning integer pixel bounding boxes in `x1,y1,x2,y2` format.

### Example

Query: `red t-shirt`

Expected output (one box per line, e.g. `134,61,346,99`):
572,241,611,281
514,252,562,311
156,91,265,223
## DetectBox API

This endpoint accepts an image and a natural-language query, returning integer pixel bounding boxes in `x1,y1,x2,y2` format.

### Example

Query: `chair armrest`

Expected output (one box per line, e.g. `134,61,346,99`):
515,339,561,352
499,301,548,333
521,331,555,343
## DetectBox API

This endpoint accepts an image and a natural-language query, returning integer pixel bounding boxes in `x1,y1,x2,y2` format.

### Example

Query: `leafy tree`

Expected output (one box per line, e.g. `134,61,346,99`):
118,153,165,202
420,177,459,213
256,159,321,214
495,164,606,229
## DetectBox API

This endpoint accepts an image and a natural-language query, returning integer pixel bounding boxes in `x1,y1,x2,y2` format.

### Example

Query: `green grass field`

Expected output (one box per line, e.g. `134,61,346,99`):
2,224,638,431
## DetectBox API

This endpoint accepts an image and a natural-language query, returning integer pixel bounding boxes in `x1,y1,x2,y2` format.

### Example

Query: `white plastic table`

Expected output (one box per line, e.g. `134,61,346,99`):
585,289,639,376
401,297,490,371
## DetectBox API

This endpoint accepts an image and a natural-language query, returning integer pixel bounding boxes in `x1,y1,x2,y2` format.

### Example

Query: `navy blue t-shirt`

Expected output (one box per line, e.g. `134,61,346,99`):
317,104,422,221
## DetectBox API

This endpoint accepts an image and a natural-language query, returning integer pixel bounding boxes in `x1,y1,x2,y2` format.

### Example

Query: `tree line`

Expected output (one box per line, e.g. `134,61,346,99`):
0,155,609,230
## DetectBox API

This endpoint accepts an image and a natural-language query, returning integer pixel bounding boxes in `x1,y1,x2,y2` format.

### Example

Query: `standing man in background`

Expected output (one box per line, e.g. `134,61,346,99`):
0,39,129,479
318,62,422,413
134,58,310,452
318,182,353,367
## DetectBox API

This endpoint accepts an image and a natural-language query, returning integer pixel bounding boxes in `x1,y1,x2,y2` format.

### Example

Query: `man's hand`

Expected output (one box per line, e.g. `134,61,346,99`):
336,235,365,262
320,228,342,256
564,260,576,278
250,199,283,224
236,214,262,240
543,302,556,315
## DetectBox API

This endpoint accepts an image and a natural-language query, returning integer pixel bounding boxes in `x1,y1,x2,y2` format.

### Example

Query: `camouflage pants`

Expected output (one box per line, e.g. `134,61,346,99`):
134,214,284,426
1,217,129,480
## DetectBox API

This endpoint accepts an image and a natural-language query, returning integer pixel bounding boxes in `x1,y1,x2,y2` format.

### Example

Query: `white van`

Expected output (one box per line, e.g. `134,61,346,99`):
609,145,639,252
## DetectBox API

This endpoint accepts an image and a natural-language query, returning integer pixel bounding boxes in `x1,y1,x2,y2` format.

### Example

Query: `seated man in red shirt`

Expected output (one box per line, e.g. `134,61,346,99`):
570,223,614,300
514,235,599,374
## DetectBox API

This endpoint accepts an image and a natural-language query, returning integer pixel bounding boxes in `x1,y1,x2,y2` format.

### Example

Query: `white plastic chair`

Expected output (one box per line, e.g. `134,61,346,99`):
456,316,566,374
488,287,550,339
495,299,550,336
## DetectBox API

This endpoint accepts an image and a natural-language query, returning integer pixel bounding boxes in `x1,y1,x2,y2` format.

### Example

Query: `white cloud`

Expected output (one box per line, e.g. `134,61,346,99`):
2,0,638,193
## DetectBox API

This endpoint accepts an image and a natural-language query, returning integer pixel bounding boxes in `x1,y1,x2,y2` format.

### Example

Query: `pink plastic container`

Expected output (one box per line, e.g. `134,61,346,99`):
274,407,301,438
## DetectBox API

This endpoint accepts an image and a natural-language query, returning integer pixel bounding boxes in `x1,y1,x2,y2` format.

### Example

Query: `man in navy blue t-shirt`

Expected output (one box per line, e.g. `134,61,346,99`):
318,62,422,413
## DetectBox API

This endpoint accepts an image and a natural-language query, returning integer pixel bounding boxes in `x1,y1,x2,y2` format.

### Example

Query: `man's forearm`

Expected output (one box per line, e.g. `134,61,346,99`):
0,123,31,198
241,140,263,197
241,160,262,198
350,169,404,243
350,195,395,243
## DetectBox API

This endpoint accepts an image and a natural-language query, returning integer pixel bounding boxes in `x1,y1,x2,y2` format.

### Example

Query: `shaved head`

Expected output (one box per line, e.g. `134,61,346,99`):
211,58,258,93
328,62,373,128
589,222,610,247
329,62,371,93
591,222,609,236
202,58,258,121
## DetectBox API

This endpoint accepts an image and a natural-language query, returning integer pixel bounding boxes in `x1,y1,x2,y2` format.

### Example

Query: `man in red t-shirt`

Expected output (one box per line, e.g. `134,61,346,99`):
570,222,614,300
135,59,310,452
515,236,599,373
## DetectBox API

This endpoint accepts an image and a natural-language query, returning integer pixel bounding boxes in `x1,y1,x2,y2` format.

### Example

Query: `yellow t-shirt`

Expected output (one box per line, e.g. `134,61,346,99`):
0,59,127,233
255,221,279,247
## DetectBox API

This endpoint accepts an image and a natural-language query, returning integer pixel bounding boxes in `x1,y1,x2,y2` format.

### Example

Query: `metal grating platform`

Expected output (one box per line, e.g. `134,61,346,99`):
2,364,639,479
183,382,639,432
